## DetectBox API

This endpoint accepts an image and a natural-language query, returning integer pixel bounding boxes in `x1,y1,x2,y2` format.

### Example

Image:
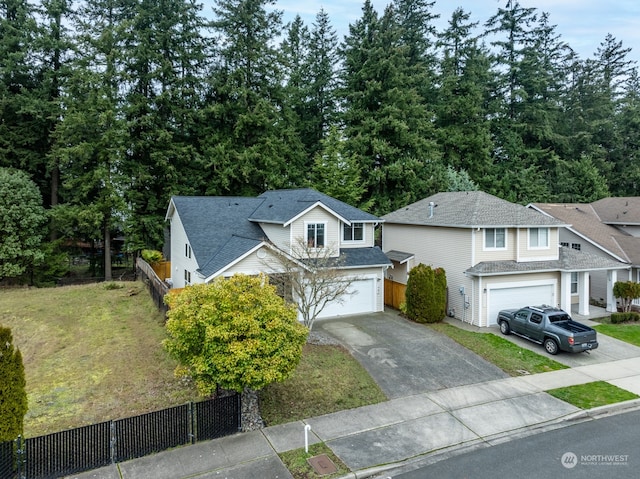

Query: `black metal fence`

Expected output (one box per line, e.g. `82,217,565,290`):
0,394,241,479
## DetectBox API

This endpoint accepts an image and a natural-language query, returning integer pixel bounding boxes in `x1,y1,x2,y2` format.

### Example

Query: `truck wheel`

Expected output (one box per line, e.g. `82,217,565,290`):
544,338,559,355
499,320,510,335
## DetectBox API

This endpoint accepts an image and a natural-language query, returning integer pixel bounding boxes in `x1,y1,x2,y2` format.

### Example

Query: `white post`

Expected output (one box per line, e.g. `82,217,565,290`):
304,424,311,453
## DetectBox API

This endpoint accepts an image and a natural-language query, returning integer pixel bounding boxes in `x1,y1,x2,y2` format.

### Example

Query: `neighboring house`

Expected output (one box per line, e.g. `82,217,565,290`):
530,197,640,308
381,191,628,327
164,188,391,319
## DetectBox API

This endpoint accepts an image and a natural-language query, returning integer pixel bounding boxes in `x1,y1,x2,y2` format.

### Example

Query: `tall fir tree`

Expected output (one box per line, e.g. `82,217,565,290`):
119,0,209,250
340,1,442,214
613,68,640,195
202,0,305,197
304,9,340,160
435,8,494,191
0,1,46,187
485,0,553,202
50,0,128,279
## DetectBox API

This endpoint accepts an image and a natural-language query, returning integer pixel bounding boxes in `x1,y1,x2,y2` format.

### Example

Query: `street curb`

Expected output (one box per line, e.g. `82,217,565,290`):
563,397,640,421
331,398,640,479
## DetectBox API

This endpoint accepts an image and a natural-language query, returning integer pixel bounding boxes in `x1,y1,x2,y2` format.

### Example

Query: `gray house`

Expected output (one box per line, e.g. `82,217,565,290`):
382,191,627,327
164,188,391,319
530,197,640,309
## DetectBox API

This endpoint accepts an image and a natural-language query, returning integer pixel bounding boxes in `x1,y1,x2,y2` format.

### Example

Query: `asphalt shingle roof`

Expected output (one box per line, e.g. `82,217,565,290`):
341,247,392,268
251,188,380,224
591,197,640,225
169,196,266,278
168,189,386,279
532,200,640,266
466,247,628,276
382,191,567,228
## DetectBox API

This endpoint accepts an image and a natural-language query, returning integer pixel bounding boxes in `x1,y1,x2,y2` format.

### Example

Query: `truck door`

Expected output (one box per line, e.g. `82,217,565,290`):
525,312,544,340
512,310,529,334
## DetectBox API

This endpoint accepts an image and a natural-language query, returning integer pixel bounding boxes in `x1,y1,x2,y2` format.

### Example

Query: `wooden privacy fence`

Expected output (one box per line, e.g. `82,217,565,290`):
384,278,406,310
137,257,170,315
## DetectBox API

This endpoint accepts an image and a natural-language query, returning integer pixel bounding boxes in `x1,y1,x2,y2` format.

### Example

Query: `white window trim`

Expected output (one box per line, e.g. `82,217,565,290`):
305,221,327,249
528,227,550,250
185,243,192,258
484,228,507,250
342,222,365,243
570,272,578,295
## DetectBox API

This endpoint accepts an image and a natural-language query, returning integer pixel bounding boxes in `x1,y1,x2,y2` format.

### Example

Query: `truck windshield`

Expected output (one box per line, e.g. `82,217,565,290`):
549,314,571,323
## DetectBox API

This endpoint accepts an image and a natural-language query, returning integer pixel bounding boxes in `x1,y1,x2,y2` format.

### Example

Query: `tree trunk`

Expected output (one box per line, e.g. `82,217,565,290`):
104,224,112,281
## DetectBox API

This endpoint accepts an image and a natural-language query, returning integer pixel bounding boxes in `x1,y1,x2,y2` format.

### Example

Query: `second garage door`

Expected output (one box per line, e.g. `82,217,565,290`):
316,277,376,319
487,283,555,326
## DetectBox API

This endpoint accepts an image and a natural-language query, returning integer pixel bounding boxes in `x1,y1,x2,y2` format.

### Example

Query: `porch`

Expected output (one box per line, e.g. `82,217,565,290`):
570,304,609,322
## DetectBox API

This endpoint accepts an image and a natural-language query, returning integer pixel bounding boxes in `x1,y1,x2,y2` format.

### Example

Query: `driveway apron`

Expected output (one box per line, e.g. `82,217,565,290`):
315,310,508,398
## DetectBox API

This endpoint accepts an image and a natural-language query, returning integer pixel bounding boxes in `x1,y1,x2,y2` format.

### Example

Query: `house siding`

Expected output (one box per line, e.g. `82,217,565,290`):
168,211,199,289
474,228,517,263
340,222,376,249
557,228,630,303
290,206,341,257
382,224,473,322
517,227,559,261
260,223,290,251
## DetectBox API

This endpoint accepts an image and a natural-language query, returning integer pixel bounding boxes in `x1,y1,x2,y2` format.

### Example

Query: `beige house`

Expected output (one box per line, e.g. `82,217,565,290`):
381,191,628,327
530,197,640,309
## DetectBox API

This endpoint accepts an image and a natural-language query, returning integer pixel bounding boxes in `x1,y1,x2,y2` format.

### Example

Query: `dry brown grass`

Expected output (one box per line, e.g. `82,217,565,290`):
0,281,199,437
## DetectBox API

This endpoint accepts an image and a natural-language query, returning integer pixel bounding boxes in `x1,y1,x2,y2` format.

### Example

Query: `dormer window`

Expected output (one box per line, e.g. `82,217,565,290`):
485,228,506,249
306,223,325,248
529,227,549,248
343,222,364,242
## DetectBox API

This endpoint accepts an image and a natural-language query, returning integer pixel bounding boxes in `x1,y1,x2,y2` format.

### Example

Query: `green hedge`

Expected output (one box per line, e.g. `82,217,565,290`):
610,312,640,324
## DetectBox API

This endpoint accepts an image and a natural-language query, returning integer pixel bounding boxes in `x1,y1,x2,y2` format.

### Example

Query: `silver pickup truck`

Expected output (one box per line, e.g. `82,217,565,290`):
497,305,599,355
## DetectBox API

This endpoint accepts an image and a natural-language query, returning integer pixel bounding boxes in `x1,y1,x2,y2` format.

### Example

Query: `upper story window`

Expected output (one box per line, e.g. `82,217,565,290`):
485,228,506,249
529,227,549,248
185,243,191,258
343,222,364,242
306,223,325,248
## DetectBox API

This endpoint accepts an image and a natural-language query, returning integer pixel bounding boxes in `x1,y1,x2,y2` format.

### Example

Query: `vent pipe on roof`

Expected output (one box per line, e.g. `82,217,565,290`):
428,201,435,218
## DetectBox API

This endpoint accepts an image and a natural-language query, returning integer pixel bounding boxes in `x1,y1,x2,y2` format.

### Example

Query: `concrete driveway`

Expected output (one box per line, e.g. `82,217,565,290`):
487,321,640,368
314,310,508,399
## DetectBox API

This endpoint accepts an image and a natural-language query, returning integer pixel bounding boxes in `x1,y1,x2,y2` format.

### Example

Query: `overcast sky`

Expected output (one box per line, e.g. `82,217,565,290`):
200,0,640,63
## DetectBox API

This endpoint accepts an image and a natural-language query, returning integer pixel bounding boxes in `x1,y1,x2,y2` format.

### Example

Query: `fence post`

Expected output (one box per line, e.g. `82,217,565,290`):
110,421,116,464
188,402,195,445
15,435,25,479
237,393,243,432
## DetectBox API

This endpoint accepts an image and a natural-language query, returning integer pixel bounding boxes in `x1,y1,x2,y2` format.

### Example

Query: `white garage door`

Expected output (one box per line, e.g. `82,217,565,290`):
487,284,554,326
317,278,376,319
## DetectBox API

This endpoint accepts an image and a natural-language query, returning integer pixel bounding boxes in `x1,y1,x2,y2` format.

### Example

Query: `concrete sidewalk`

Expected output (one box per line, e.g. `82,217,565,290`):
69,356,640,479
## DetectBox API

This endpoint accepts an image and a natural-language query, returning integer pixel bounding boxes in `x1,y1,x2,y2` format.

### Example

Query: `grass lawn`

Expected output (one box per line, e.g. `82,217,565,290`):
1,282,385,437
259,344,387,426
547,381,639,409
0,281,200,437
428,323,568,376
594,323,640,346
278,442,349,479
